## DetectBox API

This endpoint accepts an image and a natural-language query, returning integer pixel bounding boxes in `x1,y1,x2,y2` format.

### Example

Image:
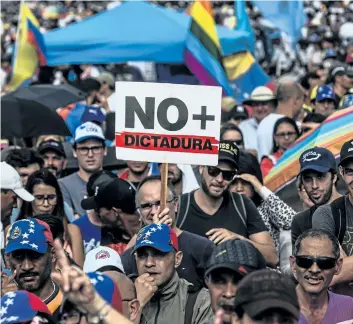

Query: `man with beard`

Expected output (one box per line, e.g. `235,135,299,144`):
59,122,107,216
3,218,63,320
205,239,267,324
312,140,353,291
290,229,353,323
80,178,137,255
37,140,67,178
120,161,150,190
176,140,277,266
291,147,341,246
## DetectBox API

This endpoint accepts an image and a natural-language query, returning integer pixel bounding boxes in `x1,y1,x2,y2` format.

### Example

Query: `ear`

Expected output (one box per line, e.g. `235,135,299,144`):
174,198,179,214
112,207,122,215
289,255,296,273
51,246,57,264
335,258,343,276
104,146,108,157
73,149,78,159
128,299,140,322
339,167,344,178
63,159,68,170
333,172,338,183
199,165,204,175
175,251,183,268
205,276,210,288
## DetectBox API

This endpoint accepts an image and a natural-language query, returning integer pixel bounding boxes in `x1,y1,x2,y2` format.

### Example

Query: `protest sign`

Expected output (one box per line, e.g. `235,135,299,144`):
115,82,222,165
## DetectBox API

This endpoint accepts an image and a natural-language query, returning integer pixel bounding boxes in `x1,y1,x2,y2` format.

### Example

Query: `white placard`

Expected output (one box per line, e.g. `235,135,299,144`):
115,82,222,165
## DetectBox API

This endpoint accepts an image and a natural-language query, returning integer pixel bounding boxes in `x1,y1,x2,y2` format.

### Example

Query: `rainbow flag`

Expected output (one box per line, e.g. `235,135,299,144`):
185,0,233,96
8,3,45,90
265,107,353,192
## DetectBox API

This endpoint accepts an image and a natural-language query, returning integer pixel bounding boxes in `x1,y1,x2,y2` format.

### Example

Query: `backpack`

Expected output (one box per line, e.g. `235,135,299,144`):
176,191,248,229
184,286,201,324
331,196,347,244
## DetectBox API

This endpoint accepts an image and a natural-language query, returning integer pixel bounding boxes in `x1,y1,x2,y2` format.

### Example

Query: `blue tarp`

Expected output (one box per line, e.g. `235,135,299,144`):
43,1,252,66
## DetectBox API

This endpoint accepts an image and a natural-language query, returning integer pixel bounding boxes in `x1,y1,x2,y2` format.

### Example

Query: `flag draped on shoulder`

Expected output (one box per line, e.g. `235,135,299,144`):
8,3,47,90
184,0,233,96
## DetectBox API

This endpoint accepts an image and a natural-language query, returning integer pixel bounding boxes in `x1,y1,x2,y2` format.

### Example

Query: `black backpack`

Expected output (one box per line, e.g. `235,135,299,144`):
176,191,248,229
331,196,347,244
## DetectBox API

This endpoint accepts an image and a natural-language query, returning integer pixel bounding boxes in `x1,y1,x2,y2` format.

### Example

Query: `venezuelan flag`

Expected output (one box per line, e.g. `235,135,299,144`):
184,1,233,96
8,3,46,90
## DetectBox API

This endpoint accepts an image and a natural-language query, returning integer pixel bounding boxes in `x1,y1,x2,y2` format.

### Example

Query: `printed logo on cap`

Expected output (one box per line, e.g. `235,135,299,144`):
11,227,21,240
96,250,110,260
302,151,321,162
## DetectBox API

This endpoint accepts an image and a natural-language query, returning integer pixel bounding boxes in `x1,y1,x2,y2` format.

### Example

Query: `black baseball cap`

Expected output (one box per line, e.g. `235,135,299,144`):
81,178,136,214
38,140,66,158
234,269,299,320
230,105,249,120
339,139,353,166
218,140,239,168
205,239,267,278
86,170,117,197
299,147,336,173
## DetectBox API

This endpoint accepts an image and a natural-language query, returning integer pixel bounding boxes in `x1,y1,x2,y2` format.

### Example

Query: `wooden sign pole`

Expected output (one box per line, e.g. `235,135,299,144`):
160,162,169,210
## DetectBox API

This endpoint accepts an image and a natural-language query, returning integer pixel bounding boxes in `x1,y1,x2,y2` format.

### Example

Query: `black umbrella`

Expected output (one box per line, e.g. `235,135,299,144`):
10,83,86,110
1,95,72,138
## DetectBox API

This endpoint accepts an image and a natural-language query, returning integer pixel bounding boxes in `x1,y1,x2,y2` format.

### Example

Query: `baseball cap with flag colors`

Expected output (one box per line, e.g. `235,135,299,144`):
5,218,53,254
0,162,34,202
74,121,105,143
132,224,178,254
1,290,52,324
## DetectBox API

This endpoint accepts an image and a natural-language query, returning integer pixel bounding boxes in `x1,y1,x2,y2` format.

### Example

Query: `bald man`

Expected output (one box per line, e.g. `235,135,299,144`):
104,271,141,323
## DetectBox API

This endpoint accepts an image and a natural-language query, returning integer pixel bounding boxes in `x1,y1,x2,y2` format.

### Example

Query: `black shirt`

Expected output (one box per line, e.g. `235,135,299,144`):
291,206,317,246
176,191,268,238
121,231,213,289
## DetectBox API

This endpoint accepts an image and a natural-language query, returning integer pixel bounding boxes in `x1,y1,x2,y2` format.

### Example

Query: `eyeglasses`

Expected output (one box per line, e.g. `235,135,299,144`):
76,146,103,155
275,131,297,138
137,198,176,213
34,194,57,205
207,166,235,181
295,255,337,270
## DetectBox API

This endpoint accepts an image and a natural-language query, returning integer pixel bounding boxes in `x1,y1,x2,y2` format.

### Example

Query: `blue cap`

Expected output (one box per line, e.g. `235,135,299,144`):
299,147,336,173
5,218,53,255
316,85,336,102
339,94,353,110
324,49,337,60
81,106,106,124
132,224,178,254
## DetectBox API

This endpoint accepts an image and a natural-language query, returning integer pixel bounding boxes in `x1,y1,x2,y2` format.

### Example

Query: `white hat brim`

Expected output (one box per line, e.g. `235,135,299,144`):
13,187,35,202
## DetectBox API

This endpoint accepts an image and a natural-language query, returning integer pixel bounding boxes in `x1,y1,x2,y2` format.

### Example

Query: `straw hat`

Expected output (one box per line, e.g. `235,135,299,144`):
243,86,277,106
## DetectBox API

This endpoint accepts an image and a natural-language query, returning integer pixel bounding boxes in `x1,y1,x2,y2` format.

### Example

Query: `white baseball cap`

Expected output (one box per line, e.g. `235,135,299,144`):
0,162,34,202
74,121,105,143
83,246,125,274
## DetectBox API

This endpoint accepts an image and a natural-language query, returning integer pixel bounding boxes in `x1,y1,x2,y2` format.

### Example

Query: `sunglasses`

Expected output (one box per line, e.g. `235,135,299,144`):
295,256,337,270
207,166,235,181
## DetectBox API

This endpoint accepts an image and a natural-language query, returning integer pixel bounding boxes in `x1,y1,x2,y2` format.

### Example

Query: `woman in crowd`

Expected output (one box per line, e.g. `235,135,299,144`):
220,123,244,149
229,151,296,271
261,117,300,178
18,169,84,267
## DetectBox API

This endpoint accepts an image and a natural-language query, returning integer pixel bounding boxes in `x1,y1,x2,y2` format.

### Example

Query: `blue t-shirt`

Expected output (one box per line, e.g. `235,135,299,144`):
73,213,101,254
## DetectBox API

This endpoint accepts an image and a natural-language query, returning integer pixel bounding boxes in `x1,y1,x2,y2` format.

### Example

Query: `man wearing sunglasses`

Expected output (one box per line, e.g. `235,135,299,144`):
59,122,107,217
312,140,353,292
290,229,353,323
176,140,278,267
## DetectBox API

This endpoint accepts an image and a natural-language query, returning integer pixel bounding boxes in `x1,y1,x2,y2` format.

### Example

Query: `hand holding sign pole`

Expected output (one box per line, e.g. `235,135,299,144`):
115,82,222,208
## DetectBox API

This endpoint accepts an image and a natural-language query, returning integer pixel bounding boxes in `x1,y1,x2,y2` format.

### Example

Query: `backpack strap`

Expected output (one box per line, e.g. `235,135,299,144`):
176,192,191,229
331,196,347,244
184,286,201,324
230,192,247,227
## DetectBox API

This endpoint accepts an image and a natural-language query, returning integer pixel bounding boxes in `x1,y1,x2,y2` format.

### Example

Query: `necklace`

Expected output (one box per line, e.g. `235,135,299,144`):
43,280,56,303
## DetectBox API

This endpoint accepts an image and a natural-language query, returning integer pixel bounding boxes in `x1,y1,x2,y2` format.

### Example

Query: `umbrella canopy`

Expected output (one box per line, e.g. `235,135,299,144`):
1,95,72,138
8,84,86,110
265,107,353,193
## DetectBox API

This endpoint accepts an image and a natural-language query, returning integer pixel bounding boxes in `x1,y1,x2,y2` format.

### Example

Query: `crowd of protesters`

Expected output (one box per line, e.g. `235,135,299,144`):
2,1,353,324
